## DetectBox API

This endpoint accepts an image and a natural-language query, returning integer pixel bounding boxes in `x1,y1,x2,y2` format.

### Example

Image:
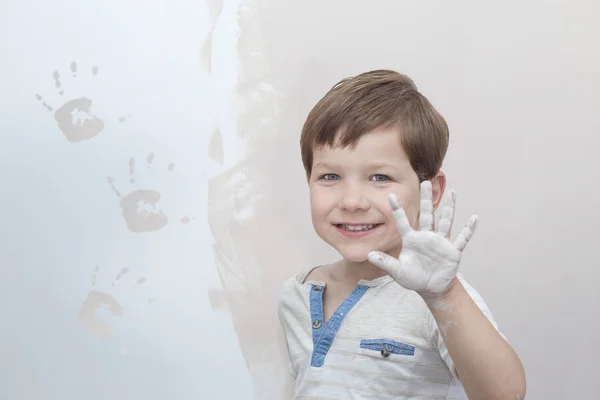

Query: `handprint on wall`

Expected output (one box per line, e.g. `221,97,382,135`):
34,61,130,142
107,153,193,233
78,264,154,341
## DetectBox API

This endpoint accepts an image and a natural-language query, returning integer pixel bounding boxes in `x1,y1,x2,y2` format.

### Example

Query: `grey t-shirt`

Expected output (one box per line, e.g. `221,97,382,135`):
277,266,505,399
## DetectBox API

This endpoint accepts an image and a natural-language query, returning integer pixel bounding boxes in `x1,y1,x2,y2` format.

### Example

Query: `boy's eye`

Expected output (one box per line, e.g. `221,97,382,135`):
370,174,391,182
321,174,340,180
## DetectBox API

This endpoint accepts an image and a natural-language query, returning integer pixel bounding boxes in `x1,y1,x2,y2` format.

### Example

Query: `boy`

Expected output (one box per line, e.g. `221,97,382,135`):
277,70,526,399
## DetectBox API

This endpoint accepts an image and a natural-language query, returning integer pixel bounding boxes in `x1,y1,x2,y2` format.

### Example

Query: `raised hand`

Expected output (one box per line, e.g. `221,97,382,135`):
367,181,478,298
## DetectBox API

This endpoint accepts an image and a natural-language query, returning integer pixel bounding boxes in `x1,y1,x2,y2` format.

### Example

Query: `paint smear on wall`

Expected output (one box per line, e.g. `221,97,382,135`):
201,0,225,72
206,0,311,398
209,128,225,165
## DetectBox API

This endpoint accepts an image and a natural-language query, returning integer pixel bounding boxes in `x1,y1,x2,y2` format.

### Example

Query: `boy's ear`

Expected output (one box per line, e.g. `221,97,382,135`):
431,171,446,210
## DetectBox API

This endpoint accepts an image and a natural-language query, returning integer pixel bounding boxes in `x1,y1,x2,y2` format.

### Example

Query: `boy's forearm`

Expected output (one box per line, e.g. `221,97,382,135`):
424,280,526,400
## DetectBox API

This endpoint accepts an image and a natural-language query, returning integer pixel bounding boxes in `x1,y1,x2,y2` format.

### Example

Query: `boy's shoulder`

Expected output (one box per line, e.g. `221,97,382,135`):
277,265,316,305
277,266,319,328
278,272,299,302
277,264,334,314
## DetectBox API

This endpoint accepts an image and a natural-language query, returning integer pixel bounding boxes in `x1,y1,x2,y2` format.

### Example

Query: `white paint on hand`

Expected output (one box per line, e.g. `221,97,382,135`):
368,181,478,297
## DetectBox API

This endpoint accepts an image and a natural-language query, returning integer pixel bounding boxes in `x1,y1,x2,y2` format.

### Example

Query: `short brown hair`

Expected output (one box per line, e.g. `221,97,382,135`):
300,69,449,182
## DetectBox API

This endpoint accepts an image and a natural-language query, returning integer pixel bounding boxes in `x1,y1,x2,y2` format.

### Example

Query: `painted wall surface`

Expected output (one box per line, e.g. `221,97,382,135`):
1,0,598,399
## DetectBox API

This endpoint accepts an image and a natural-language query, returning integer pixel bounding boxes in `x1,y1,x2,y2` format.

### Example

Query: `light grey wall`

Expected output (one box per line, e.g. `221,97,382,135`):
0,0,598,399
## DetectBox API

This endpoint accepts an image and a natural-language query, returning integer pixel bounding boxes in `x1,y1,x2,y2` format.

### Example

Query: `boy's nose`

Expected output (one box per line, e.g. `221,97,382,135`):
339,187,370,212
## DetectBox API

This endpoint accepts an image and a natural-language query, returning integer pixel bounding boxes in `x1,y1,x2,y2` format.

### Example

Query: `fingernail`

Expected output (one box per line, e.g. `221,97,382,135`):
469,215,479,229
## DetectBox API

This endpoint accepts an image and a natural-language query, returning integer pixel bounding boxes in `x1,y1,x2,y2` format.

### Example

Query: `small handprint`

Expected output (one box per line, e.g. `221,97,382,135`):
108,153,193,233
368,181,478,297
34,61,130,142
78,264,154,340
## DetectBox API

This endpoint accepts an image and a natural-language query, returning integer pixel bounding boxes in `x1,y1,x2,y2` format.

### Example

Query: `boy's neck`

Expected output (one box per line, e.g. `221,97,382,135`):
330,258,389,285
326,247,402,286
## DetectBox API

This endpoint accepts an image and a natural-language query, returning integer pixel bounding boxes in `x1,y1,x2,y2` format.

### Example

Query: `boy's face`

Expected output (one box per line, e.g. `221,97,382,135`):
309,127,444,263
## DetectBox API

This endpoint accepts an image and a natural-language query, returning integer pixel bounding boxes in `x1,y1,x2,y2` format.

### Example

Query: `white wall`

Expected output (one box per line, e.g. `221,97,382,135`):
1,0,598,399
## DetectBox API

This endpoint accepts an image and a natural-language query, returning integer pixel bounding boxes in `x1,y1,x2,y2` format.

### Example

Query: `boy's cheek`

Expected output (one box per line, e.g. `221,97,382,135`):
309,186,335,204
402,201,421,229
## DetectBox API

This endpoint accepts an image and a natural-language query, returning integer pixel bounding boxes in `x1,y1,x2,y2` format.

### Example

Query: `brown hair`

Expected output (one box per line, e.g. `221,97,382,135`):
300,69,449,182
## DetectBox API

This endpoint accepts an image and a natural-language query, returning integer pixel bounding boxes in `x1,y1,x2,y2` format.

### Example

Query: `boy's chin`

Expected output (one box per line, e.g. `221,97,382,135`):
336,244,400,264
336,247,372,263
344,254,370,263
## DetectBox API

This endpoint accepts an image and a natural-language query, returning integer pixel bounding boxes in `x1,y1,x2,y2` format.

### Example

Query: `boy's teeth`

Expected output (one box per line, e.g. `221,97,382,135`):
341,224,375,231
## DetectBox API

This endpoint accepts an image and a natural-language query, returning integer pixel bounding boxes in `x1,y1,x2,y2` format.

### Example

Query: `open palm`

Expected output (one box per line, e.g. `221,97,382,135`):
368,181,478,297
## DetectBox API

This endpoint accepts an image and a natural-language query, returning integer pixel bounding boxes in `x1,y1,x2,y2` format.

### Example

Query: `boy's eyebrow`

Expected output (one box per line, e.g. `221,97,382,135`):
365,161,400,170
312,162,338,170
313,161,400,170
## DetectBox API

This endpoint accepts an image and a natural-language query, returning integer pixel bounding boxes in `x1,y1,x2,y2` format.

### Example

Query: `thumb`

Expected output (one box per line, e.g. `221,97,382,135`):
368,251,398,277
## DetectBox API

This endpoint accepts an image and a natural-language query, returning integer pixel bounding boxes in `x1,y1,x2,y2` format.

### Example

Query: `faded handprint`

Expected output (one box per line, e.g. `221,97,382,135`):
368,181,478,297
34,61,130,142
107,153,193,233
78,264,154,340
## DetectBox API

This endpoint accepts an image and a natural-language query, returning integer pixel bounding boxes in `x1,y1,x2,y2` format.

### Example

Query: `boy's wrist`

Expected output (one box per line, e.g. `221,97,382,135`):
420,276,461,309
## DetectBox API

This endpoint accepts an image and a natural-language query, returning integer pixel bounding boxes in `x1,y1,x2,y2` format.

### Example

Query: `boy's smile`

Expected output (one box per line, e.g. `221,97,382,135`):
334,223,383,238
308,127,425,263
